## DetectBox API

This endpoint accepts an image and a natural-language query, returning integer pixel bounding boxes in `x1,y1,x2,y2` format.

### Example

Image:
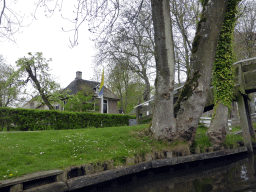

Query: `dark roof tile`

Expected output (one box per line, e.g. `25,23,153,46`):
65,79,119,100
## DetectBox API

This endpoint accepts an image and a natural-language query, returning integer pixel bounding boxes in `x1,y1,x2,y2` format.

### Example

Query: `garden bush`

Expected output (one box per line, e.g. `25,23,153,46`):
0,107,135,131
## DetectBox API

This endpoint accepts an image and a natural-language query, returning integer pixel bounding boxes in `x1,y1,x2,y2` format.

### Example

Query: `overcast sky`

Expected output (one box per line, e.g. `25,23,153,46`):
1,0,98,89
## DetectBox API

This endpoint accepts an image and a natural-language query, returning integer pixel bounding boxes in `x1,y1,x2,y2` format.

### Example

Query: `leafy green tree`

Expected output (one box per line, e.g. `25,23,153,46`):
106,61,146,114
9,52,70,110
64,91,98,112
0,55,25,107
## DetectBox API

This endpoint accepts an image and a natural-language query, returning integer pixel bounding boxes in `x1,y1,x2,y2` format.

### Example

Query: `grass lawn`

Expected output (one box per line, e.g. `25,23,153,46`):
0,123,245,180
0,124,173,180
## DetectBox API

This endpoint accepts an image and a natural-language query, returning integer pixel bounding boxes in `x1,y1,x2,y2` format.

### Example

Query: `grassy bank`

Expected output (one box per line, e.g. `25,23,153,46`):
192,123,244,152
0,124,245,180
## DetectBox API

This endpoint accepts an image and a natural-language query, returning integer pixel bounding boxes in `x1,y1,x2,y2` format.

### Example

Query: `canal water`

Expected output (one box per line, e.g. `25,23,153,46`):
73,152,256,192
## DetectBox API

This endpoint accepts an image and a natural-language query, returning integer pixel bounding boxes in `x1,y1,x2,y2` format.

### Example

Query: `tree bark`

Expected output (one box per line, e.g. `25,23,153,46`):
143,77,151,102
150,0,176,140
173,0,228,145
207,101,228,148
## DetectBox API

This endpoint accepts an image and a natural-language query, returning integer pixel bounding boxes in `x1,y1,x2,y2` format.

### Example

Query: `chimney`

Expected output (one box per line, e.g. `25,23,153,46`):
76,71,82,80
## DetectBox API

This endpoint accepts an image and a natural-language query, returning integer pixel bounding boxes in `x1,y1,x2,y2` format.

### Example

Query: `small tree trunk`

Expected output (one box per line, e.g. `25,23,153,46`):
25,65,55,110
207,101,228,148
150,0,176,140
143,77,151,102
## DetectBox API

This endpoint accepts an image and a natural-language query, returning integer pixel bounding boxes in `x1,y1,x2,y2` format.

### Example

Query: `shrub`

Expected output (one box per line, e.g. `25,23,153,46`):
0,107,135,131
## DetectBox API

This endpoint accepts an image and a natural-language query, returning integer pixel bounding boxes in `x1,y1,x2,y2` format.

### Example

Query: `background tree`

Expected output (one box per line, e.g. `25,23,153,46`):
0,54,24,107
94,0,155,102
171,0,201,78
234,1,256,113
234,1,256,60
10,52,69,110
106,61,146,114
0,0,29,42
63,91,98,112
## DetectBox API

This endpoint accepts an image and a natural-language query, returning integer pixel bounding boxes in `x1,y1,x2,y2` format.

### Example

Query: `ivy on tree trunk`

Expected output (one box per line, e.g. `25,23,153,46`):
207,0,240,148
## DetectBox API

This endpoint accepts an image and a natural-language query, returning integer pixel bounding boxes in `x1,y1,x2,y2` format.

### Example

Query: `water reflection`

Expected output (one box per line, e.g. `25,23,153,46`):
74,153,256,192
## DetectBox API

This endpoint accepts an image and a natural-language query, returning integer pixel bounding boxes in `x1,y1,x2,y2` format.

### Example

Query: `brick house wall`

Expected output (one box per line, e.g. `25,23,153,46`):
98,98,118,114
108,99,118,114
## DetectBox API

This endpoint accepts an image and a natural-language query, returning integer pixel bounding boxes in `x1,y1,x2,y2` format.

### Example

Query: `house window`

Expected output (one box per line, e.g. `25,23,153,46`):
103,99,108,113
55,105,59,110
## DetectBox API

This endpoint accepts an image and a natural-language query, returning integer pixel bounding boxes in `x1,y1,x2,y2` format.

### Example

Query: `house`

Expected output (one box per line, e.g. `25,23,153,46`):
131,83,185,117
23,71,120,114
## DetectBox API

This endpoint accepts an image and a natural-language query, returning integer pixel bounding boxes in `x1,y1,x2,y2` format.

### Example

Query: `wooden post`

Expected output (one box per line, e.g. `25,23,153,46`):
136,105,140,125
244,95,256,140
237,92,253,154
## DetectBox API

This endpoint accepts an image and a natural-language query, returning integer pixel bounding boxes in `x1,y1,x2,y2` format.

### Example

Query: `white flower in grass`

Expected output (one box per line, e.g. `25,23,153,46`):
40,152,44,155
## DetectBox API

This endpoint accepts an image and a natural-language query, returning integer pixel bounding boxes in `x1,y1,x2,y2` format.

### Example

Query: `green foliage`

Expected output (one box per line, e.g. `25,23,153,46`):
0,55,24,107
107,64,146,114
222,134,243,148
0,107,136,131
63,91,98,112
9,52,70,110
212,0,240,110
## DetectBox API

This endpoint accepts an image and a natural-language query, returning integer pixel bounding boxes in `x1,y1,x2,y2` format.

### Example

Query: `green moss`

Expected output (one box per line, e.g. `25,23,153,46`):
196,17,206,32
192,15,206,54
199,0,209,7
192,34,201,54
174,71,201,116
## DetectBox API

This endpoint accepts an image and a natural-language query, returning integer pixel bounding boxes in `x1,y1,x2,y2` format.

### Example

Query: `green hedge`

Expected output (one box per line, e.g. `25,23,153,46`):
0,107,136,131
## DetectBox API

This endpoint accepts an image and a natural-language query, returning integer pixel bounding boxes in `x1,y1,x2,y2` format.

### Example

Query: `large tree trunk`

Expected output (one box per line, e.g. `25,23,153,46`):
207,101,228,148
207,0,239,148
173,0,228,145
150,0,176,139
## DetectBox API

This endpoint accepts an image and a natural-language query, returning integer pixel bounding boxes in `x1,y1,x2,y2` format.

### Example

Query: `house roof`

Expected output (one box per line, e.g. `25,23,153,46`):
133,82,185,109
65,78,120,101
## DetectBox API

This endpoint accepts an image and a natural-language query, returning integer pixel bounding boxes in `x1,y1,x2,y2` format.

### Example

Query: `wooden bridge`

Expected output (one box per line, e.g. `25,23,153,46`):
233,57,256,153
135,57,256,153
